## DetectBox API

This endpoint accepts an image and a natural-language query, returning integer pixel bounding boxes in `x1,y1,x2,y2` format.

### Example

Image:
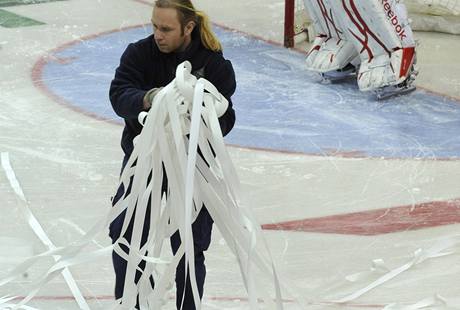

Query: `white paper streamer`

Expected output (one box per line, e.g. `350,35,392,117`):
383,294,447,310
110,61,283,309
0,61,283,310
0,152,89,310
0,295,39,310
333,235,460,304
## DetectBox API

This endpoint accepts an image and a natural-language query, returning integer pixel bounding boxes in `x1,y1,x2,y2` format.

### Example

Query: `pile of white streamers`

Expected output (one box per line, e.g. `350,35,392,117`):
0,61,283,310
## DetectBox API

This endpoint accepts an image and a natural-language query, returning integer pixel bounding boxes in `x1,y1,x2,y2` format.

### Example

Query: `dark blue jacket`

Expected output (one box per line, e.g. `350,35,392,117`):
109,31,236,156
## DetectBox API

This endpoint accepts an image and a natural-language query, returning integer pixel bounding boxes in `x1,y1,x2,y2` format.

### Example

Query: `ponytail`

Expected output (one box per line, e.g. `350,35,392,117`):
195,11,222,52
155,0,222,52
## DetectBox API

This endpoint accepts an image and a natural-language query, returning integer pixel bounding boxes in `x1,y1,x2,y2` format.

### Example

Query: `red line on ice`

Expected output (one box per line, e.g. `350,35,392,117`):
262,198,460,235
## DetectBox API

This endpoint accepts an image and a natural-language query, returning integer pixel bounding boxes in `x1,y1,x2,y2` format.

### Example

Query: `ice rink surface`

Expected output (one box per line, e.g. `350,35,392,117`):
1,0,460,309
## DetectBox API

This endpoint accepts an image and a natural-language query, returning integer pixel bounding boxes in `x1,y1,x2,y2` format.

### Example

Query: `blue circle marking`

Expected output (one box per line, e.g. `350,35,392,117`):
41,26,460,159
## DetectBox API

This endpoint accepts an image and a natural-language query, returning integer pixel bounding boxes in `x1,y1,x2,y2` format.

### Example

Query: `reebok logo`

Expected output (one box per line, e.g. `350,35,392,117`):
381,0,407,40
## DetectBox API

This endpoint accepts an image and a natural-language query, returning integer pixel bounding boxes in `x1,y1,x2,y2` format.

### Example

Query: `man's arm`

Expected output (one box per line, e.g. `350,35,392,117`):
206,57,236,136
109,43,149,119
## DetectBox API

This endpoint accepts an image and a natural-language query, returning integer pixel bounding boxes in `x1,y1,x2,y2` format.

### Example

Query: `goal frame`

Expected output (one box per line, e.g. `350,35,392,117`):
284,0,296,48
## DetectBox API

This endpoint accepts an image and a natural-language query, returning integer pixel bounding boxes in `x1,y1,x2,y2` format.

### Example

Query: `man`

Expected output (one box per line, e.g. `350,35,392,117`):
108,0,236,309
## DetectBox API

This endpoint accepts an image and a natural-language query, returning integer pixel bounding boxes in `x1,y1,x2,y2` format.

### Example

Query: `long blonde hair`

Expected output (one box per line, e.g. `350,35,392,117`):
154,0,222,52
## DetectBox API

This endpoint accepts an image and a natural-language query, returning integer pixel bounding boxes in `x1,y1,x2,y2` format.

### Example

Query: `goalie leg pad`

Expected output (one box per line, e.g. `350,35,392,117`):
331,0,417,91
303,0,359,72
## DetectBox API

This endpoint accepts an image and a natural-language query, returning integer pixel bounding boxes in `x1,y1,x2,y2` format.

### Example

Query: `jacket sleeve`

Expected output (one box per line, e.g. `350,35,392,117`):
206,57,237,137
109,43,148,120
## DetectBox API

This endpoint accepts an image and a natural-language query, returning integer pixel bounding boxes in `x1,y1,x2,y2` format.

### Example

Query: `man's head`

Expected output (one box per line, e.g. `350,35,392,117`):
152,0,222,53
152,0,197,53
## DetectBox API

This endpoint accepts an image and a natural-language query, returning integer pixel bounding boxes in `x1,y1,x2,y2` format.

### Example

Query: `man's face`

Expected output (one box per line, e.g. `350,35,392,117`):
152,7,189,53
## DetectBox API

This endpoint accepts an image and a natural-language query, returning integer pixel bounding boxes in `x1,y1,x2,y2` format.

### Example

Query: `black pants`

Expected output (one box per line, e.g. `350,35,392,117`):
109,158,213,309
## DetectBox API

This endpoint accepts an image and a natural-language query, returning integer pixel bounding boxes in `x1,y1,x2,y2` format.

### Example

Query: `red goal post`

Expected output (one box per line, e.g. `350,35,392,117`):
284,0,309,48
284,0,296,48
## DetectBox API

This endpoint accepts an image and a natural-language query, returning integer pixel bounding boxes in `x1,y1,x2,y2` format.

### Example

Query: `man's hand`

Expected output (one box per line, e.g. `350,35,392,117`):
143,87,163,110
